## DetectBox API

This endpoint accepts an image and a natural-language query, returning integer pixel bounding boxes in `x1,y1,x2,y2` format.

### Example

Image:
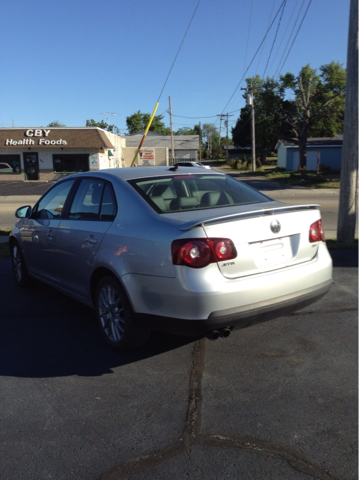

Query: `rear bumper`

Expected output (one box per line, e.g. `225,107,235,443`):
135,279,332,336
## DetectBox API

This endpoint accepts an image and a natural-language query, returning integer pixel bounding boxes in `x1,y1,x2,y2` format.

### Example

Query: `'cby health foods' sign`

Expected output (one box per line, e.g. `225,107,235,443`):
5,129,67,146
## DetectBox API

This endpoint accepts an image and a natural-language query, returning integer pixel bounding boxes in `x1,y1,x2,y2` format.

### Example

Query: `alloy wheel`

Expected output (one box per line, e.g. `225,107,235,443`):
98,283,125,344
12,244,23,283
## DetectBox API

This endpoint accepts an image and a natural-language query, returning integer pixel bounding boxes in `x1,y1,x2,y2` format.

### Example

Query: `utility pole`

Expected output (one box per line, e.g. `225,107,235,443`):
337,0,358,243
224,113,234,163
199,121,202,162
169,96,175,163
241,84,256,172
217,114,227,159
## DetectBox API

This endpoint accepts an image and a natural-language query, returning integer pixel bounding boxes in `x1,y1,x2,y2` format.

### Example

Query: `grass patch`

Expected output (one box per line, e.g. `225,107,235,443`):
220,157,340,188
247,168,340,188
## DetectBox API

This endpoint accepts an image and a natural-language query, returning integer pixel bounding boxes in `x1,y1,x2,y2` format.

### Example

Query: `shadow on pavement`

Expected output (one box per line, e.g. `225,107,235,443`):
1,247,356,379
329,249,358,268
0,259,195,379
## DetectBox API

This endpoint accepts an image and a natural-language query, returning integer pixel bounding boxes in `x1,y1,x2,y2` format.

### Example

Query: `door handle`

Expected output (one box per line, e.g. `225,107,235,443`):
47,230,55,240
86,236,97,246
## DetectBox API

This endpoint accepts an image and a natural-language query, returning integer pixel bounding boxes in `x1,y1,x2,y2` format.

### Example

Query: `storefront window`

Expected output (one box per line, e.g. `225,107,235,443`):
53,154,89,173
0,155,21,174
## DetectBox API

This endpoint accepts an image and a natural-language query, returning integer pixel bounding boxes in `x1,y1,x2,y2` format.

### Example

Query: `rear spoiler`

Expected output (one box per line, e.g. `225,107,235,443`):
180,204,320,231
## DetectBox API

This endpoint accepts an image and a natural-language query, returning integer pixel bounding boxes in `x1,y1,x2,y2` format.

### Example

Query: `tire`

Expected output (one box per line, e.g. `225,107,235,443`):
95,275,150,352
10,240,31,287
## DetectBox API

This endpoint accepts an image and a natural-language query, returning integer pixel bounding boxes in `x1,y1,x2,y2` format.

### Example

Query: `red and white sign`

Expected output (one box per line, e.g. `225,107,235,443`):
138,148,155,166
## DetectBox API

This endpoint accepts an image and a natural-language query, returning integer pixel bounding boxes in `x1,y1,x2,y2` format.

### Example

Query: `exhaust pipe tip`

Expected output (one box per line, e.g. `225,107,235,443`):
220,327,232,339
207,330,220,341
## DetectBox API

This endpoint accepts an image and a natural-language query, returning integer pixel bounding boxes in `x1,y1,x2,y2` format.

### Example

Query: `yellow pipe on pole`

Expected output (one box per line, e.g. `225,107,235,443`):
131,102,159,167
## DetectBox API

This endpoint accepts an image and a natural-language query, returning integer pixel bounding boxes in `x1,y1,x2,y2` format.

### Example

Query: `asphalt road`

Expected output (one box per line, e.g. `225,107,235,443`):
0,177,343,239
0,250,357,480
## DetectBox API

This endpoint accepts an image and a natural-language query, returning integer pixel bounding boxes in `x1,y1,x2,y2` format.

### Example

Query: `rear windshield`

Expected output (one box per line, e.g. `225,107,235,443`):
128,174,271,213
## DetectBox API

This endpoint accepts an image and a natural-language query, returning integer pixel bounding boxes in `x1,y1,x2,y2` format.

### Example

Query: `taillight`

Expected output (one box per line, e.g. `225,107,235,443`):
309,219,325,243
213,239,237,260
172,238,237,268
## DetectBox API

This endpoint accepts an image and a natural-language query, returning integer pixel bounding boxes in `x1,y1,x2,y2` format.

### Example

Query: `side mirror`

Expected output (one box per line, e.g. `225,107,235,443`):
15,206,32,219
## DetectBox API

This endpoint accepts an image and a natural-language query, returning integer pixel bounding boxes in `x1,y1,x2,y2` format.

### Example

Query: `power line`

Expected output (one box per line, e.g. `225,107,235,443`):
262,0,287,78
172,121,201,126
161,0,287,129
266,0,300,76
157,0,201,103
275,0,313,78
243,0,254,76
171,113,218,119
221,0,287,114
273,0,306,78
255,0,277,73
228,0,276,113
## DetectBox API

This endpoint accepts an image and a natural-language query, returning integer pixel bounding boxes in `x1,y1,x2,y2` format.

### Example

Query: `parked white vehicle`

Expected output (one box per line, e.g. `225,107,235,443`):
10,166,332,351
0,163,13,173
173,161,211,169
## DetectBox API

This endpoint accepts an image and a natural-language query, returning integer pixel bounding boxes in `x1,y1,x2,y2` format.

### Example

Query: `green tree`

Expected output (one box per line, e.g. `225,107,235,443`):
280,62,346,169
175,126,201,135
47,120,66,127
86,119,115,132
201,123,219,158
232,76,285,164
126,111,170,135
231,106,251,147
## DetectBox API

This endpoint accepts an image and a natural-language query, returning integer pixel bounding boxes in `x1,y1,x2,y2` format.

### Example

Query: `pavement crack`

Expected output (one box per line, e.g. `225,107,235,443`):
196,434,347,480
98,337,346,480
182,338,206,443
98,338,206,480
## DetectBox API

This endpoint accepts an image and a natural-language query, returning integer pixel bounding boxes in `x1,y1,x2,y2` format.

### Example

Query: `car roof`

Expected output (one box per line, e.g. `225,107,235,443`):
69,166,223,182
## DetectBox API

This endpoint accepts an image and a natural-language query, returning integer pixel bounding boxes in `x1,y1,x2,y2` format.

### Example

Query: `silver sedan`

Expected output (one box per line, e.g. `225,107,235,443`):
10,166,332,351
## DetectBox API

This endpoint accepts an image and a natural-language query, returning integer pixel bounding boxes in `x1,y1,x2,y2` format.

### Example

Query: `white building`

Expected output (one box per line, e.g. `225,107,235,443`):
0,127,125,181
124,131,200,163
0,127,200,181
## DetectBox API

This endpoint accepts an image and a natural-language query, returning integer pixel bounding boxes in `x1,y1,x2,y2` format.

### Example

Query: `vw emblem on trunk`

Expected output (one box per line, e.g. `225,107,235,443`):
270,219,281,234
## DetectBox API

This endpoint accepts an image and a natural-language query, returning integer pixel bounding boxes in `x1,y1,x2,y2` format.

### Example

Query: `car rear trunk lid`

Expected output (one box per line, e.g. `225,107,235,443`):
182,204,323,279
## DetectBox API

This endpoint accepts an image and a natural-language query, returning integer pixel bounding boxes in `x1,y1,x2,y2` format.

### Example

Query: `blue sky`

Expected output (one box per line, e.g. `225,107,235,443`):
0,0,350,135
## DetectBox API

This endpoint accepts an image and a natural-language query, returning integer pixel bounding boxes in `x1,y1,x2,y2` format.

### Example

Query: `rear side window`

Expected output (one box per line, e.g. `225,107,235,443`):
68,179,117,221
100,184,117,221
128,174,271,213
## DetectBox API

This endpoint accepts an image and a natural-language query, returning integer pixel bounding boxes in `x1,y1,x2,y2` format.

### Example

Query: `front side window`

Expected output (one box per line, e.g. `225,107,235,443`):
129,174,271,213
34,180,75,219
0,155,21,174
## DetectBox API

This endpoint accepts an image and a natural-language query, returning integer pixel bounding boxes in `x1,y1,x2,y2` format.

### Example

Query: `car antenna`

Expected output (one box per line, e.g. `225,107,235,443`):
169,164,179,171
